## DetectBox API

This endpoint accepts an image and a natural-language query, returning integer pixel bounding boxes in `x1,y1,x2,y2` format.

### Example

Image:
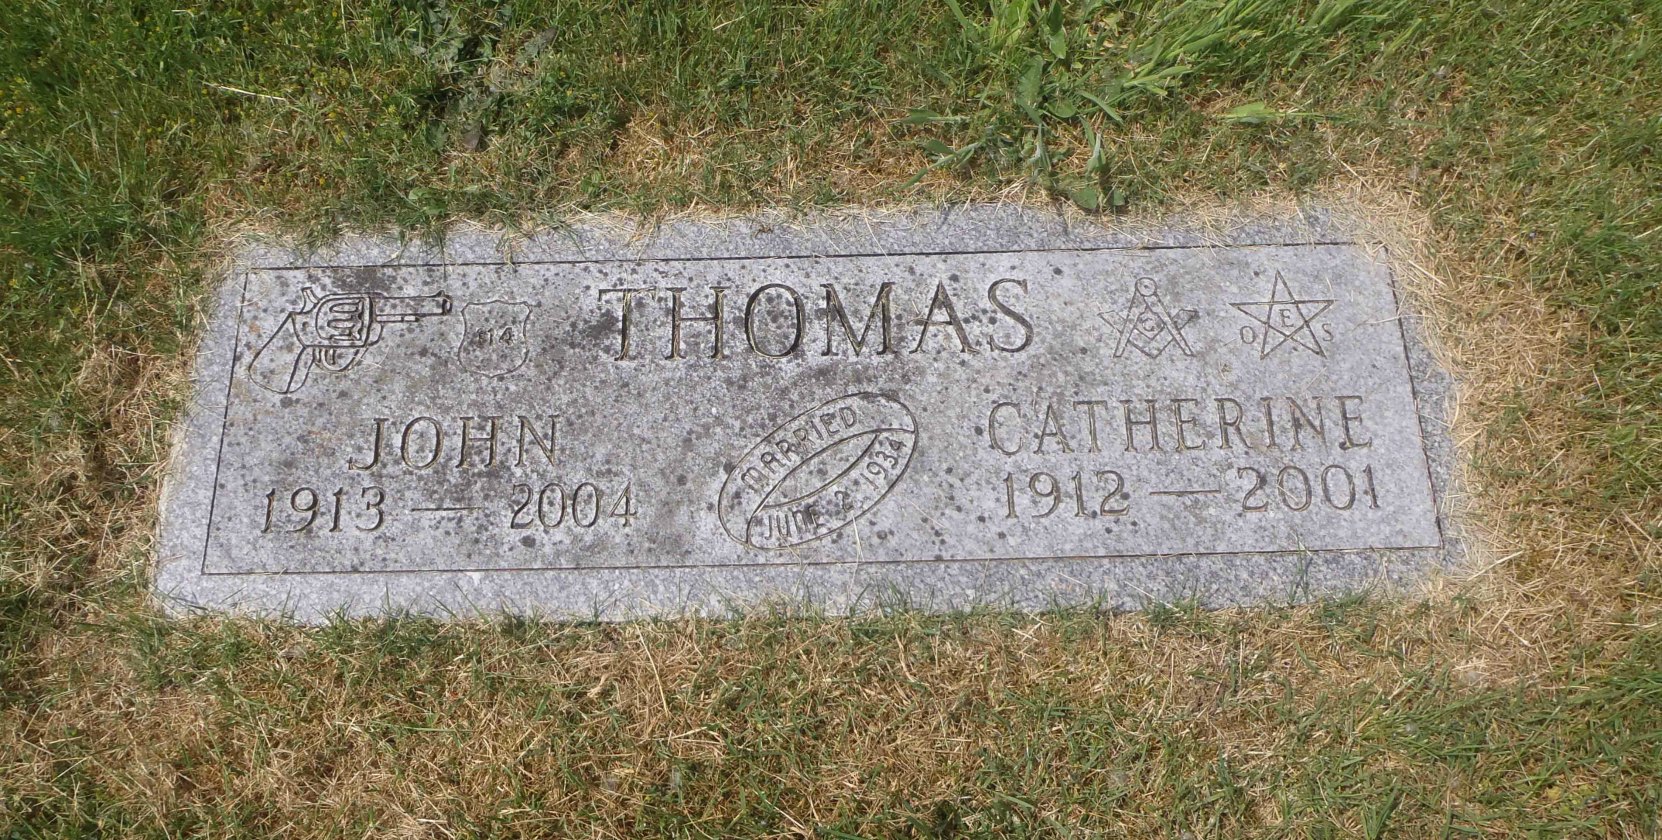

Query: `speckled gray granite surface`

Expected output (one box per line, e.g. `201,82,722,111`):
155,206,1463,621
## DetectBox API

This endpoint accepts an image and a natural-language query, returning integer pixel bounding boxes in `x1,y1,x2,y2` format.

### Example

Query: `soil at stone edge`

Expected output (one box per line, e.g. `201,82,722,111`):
2,1,1658,835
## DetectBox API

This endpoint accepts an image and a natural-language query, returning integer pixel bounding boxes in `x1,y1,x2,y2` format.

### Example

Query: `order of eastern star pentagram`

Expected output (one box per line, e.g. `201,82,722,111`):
1230,271,1335,359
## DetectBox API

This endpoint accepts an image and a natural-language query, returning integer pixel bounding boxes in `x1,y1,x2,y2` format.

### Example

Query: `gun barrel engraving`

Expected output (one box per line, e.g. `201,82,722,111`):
247,288,452,394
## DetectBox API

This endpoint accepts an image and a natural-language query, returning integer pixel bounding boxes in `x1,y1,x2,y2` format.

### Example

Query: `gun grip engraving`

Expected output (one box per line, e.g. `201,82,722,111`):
314,346,366,373
247,313,315,394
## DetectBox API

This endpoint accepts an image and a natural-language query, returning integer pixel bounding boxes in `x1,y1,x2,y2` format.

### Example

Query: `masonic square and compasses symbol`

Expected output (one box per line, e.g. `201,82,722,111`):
1230,270,1336,359
1099,277,1198,359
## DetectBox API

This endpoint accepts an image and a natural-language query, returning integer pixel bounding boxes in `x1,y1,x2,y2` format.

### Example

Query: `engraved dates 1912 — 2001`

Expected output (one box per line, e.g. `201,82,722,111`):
190,245,1443,578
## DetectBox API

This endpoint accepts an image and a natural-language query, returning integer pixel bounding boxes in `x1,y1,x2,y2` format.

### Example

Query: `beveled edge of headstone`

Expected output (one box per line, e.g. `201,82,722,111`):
155,203,1467,622
228,203,1365,270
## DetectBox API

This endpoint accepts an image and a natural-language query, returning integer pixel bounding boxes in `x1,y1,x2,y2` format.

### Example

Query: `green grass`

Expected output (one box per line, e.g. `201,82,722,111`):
2,0,1660,836
7,607,1662,835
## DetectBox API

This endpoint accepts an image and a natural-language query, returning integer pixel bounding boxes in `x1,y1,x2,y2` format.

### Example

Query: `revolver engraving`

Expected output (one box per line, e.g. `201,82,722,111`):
246,288,452,394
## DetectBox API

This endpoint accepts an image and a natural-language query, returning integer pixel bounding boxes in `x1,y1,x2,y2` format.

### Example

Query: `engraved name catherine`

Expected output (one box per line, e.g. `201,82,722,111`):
986,394,1383,521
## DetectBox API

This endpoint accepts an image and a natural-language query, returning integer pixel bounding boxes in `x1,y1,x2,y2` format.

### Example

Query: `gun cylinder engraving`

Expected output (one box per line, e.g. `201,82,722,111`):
247,288,452,394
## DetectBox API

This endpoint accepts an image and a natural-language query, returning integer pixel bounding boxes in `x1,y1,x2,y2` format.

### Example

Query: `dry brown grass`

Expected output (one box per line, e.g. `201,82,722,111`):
5,171,1658,836
5,0,1659,831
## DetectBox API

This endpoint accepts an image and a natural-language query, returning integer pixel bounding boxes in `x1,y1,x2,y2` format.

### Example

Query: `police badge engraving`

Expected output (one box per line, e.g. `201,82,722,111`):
457,300,533,377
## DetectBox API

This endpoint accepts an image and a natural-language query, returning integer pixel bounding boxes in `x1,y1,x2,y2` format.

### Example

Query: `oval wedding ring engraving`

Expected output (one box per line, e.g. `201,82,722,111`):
717,392,918,550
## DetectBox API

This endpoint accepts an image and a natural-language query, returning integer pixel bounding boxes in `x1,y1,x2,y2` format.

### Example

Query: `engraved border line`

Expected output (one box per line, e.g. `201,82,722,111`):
243,239,1363,272
200,541,1448,577
199,240,1447,575
199,268,253,575
1379,244,1449,552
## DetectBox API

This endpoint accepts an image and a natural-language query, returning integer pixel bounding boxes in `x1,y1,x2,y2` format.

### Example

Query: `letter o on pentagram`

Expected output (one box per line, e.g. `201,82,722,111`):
1240,325,1257,344
717,393,917,550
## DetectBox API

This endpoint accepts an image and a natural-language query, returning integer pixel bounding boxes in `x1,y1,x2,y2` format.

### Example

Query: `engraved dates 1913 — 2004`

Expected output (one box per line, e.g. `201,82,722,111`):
172,240,1445,603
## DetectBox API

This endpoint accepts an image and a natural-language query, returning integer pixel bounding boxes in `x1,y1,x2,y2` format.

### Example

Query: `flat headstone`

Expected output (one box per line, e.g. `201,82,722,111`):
156,207,1461,620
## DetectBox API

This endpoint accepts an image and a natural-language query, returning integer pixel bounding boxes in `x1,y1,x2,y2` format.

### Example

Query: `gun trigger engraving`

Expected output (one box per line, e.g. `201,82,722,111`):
245,285,454,394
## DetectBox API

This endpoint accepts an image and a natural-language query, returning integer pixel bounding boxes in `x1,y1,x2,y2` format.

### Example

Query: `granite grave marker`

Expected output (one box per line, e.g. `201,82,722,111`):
156,209,1459,620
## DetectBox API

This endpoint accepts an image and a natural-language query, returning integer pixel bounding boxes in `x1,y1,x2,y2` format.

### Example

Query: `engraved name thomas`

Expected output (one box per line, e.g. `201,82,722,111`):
598,278,1033,360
